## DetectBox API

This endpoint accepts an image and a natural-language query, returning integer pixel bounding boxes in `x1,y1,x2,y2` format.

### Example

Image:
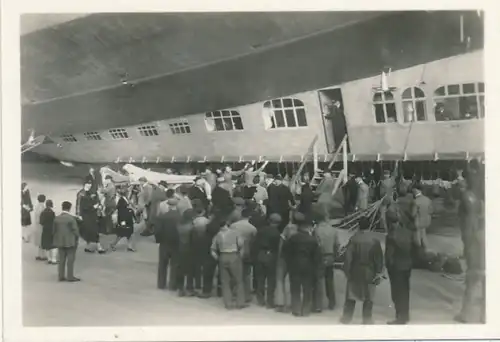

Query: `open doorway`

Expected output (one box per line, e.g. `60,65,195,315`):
318,88,350,153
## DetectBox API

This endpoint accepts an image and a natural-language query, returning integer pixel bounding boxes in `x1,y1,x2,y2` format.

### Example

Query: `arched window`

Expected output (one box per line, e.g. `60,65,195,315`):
263,98,307,129
433,82,484,121
205,110,243,132
373,91,397,123
402,87,426,122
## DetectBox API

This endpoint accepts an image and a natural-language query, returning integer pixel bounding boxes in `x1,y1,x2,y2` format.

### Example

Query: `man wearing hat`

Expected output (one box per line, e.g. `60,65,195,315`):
177,184,193,216
147,180,169,232
340,216,384,324
274,215,298,312
355,175,370,211
312,206,339,312
315,171,335,222
283,212,320,317
137,176,153,231
189,177,209,213
154,197,181,291
267,175,295,233
411,183,433,254
380,162,399,232
202,166,217,193
385,199,414,325
212,176,233,216
230,201,258,303
253,213,281,307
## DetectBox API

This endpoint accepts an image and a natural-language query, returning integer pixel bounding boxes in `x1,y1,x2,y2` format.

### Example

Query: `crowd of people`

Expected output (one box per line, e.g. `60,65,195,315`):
21,159,485,324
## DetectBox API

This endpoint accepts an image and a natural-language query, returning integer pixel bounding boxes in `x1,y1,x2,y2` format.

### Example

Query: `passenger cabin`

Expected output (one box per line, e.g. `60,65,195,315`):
23,11,484,174
32,50,484,166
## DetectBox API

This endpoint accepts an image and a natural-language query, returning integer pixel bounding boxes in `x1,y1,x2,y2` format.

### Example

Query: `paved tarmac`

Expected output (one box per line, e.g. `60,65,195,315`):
21,161,466,326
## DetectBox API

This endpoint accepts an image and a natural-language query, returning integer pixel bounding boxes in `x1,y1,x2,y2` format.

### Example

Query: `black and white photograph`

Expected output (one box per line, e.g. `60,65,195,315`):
2,1,500,341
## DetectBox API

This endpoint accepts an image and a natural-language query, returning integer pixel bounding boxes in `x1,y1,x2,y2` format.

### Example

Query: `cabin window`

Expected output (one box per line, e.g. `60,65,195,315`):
169,119,191,135
402,87,426,122
61,134,77,142
138,125,159,137
83,132,102,141
373,91,397,123
109,128,129,139
263,98,308,129
205,110,243,132
433,82,485,121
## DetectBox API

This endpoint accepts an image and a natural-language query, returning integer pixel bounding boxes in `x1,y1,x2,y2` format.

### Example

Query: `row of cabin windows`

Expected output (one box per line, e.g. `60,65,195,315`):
60,83,484,142
61,97,309,142
374,83,485,123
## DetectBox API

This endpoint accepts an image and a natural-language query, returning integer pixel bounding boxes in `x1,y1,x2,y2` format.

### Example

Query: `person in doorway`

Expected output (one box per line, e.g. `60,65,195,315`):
283,212,320,317
211,218,247,310
33,194,47,261
110,187,137,252
79,182,106,254
340,217,384,324
454,178,485,323
40,199,57,264
385,201,414,325
411,184,433,255
312,207,338,312
21,182,33,243
154,198,181,291
53,201,80,282
254,213,281,308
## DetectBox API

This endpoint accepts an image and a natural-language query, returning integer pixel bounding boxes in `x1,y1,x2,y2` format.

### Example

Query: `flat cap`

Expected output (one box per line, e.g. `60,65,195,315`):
167,198,178,206
232,197,245,206
138,176,148,182
269,213,282,223
293,211,306,222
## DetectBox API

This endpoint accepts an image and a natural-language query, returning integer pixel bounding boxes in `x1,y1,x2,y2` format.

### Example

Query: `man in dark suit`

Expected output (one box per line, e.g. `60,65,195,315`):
284,212,320,317
84,167,100,194
53,201,80,282
154,198,181,290
385,201,414,324
267,175,295,232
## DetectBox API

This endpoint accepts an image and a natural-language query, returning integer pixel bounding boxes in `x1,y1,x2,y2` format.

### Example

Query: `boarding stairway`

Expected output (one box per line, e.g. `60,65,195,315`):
310,135,348,192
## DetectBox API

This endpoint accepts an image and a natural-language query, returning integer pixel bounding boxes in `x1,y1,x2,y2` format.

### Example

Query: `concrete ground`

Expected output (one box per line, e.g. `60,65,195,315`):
22,161,468,326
